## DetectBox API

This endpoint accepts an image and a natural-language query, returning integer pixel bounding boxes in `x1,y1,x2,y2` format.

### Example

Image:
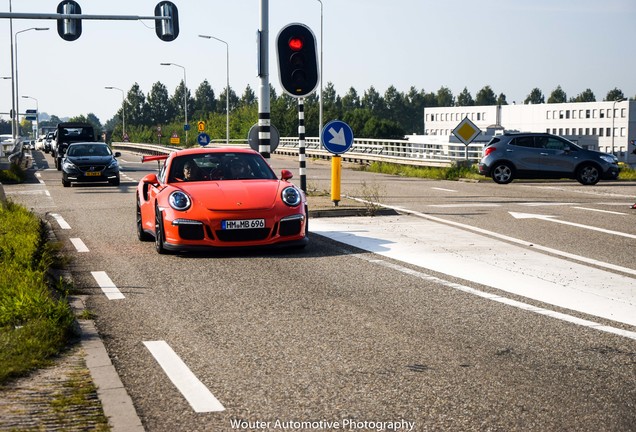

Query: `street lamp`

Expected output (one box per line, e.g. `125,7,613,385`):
104,86,126,139
14,27,49,139
21,95,38,139
611,97,626,156
199,34,230,144
160,62,188,145
315,0,323,144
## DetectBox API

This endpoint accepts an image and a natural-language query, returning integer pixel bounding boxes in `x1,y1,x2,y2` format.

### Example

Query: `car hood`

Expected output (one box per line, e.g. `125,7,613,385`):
177,180,286,211
66,155,114,164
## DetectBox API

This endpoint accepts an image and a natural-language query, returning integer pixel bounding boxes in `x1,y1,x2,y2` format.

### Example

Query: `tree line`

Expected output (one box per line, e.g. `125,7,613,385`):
2,83,632,145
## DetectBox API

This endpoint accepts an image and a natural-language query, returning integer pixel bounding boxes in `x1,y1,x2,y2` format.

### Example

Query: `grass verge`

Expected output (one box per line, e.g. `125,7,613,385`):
0,201,76,384
0,163,26,184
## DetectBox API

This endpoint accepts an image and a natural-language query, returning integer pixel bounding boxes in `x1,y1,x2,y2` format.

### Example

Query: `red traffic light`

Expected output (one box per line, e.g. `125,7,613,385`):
288,37,303,51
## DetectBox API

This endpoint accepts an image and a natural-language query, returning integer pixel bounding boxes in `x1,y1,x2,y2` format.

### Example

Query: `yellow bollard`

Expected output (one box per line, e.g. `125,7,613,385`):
331,155,341,206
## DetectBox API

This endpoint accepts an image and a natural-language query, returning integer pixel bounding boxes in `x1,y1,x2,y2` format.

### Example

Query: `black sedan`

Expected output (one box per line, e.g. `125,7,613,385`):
61,142,121,187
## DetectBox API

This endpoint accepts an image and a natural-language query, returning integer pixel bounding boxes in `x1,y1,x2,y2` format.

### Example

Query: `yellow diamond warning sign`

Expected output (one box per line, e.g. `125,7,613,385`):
452,117,481,145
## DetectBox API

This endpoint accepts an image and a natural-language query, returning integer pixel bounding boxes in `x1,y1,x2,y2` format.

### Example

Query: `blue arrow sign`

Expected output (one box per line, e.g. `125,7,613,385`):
197,132,211,146
321,120,354,154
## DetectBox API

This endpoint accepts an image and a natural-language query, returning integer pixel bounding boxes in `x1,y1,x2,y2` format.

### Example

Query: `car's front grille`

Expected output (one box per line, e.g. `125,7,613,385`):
178,224,205,240
215,228,271,242
78,165,106,172
279,218,302,236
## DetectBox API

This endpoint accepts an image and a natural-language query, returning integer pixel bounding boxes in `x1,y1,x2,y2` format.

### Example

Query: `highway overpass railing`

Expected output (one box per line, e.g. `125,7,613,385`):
112,137,485,168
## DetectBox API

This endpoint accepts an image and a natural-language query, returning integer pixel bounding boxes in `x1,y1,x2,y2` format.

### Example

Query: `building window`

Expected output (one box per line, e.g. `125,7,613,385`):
552,128,557,134
621,127,626,137
579,110,584,118
585,110,591,119
600,110,605,118
592,128,597,135
559,110,564,119
559,128,563,135
599,128,604,137
621,108,626,118
546,128,550,133
592,109,597,118
606,127,611,136
565,128,570,135
585,128,590,135
546,111,551,119
566,110,570,119
579,128,584,135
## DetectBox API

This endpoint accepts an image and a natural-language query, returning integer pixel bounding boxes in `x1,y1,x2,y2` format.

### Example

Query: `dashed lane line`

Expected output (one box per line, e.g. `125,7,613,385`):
143,340,225,413
91,271,125,300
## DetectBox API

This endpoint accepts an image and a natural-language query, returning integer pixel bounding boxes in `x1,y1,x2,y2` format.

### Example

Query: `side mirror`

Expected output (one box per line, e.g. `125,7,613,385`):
114,152,121,158
280,169,293,181
142,173,159,186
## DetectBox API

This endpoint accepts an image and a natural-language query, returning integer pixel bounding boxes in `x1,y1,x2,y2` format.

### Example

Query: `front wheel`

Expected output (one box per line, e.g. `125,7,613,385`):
576,163,600,185
136,197,153,242
154,206,168,254
491,162,514,184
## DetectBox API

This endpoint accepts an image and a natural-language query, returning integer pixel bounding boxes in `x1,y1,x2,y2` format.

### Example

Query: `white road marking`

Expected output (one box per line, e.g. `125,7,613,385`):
509,211,636,239
359,256,636,341
431,187,457,192
35,172,45,184
573,206,628,216
51,213,71,229
518,202,577,207
70,238,89,253
313,207,636,334
91,271,125,300
428,203,499,208
143,341,225,413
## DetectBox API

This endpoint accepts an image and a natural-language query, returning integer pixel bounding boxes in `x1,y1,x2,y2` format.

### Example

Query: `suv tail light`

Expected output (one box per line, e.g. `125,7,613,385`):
484,146,496,156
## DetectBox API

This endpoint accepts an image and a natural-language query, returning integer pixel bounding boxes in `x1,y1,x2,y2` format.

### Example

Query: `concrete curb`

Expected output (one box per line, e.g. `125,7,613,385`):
70,297,145,432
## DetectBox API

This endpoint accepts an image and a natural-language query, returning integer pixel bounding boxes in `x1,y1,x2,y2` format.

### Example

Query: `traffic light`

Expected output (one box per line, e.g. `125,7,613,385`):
155,1,179,42
57,1,82,41
276,23,319,97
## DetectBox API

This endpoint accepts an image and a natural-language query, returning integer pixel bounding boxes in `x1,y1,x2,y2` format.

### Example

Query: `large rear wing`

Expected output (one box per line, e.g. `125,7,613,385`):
141,154,169,163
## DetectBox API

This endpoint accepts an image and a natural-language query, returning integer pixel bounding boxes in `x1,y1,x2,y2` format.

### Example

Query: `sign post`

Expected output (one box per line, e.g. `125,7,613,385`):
321,120,354,206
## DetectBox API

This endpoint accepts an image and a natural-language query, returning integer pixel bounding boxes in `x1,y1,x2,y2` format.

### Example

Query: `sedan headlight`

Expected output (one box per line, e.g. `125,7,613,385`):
107,159,119,169
62,160,78,171
169,191,191,211
600,154,618,164
281,186,301,206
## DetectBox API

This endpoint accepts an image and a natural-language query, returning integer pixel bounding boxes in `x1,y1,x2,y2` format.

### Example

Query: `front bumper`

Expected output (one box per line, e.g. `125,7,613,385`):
160,208,308,250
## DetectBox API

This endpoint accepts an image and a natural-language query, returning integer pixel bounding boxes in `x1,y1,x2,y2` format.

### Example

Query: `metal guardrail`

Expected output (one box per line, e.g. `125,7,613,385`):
113,137,485,167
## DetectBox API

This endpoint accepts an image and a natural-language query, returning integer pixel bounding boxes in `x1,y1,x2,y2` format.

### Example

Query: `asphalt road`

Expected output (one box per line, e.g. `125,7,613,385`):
5,149,636,432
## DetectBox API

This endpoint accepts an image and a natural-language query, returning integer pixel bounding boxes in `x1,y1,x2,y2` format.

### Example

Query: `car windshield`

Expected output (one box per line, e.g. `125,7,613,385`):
67,144,111,157
169,153,277,183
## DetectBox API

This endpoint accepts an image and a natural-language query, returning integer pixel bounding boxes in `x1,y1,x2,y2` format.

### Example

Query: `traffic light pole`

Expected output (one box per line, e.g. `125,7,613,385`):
257,0,271,160
298,98,306,192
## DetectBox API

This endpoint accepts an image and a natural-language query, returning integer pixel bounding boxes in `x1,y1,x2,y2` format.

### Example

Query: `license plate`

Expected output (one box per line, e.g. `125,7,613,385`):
222,219,265,230
84,171,101,177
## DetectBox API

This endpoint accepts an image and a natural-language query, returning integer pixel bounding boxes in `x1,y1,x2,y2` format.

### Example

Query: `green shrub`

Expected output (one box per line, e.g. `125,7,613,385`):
0,202,75,383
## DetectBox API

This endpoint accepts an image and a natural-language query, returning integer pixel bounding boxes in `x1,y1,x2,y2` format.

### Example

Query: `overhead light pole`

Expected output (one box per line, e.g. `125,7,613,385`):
21,95,38,138
104,86,126,139
198,34,230,145
611,97,626,156
14,27,49,139
160,62,188,145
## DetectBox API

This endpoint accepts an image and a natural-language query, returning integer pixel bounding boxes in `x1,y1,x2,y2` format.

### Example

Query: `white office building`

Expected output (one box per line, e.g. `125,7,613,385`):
422,100,635,165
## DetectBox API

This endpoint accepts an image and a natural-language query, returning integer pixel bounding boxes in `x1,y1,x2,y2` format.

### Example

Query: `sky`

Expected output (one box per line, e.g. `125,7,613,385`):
1,0,635,125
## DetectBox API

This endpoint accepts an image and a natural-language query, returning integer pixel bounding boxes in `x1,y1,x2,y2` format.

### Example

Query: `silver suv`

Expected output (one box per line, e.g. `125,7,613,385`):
478,133,619,185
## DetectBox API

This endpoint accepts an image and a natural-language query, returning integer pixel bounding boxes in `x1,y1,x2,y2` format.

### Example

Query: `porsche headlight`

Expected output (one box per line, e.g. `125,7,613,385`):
169,191,191,211
281,186,301,206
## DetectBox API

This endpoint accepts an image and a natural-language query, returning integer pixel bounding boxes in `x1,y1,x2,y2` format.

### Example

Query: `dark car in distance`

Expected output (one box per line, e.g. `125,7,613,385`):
61,142,121,187
478,132,620,185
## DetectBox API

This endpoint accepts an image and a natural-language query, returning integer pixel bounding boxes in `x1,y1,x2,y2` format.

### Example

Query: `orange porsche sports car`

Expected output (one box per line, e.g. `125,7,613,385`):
136,147,308,253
